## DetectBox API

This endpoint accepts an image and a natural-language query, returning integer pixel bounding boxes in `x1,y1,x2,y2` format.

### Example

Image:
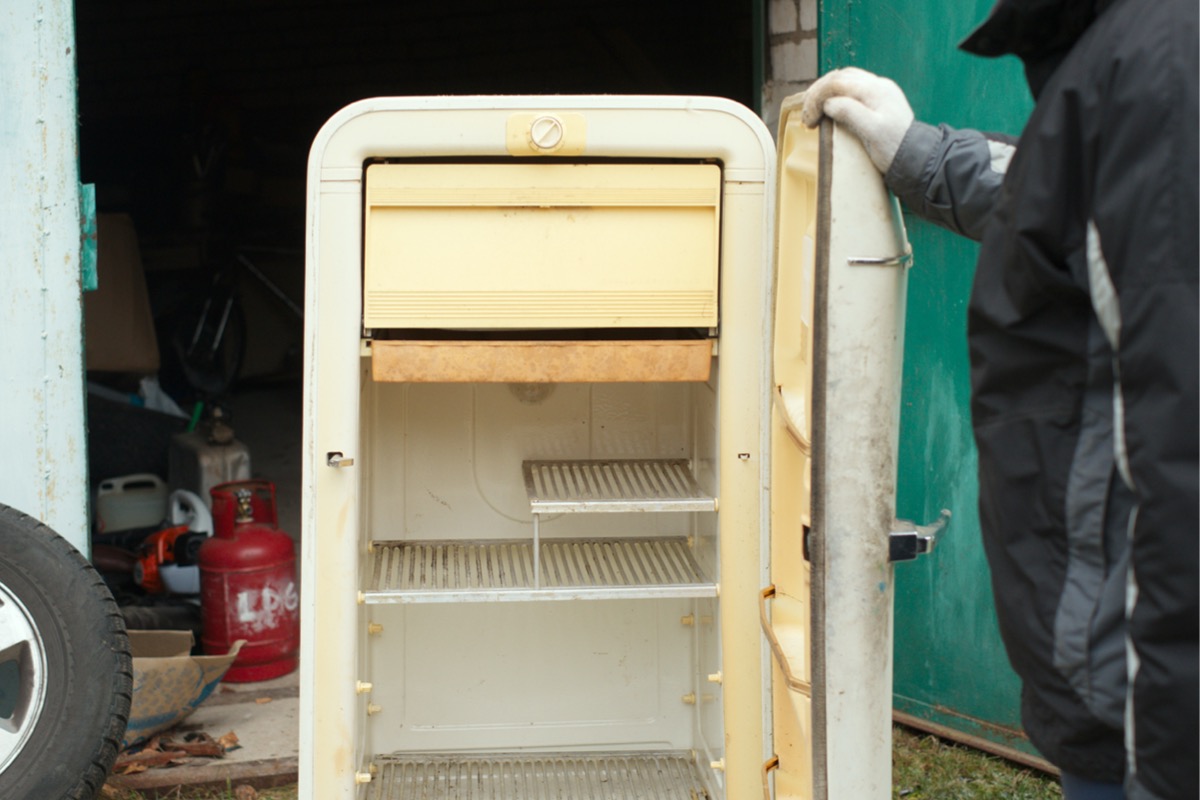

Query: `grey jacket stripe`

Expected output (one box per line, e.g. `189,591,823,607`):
1087,221,1135,490
1087,221,1120,347
1054,317,1126,729
1088,219,1145,784
1125,508,1142,789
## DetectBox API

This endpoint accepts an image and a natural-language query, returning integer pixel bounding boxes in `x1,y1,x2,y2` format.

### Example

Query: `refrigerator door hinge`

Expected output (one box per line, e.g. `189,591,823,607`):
888,510,951,562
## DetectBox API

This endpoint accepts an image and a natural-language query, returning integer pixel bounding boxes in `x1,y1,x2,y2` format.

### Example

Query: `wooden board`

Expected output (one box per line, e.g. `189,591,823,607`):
371,339,713,383
106,756,298,797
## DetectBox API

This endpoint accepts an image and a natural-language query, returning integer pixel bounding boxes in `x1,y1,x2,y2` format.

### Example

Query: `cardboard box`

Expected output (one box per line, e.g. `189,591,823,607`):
84,213,160,374
124,630,244,749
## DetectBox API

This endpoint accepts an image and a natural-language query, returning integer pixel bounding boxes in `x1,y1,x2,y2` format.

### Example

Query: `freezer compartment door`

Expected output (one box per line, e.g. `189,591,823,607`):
363,162,721,330
767,99,910,800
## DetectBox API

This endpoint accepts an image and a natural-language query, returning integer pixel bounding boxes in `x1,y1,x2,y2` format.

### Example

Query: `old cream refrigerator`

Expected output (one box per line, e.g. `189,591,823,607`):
300,95,923,799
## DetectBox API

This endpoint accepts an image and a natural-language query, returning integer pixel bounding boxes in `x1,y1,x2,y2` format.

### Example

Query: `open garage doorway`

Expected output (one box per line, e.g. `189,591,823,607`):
76,0,755,398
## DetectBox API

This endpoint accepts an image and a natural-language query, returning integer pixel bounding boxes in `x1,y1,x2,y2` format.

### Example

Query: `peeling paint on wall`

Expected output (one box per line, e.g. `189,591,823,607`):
0,0,88,552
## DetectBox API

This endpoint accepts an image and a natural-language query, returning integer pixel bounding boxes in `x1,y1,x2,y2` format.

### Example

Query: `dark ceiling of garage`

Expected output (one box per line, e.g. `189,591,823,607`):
76,0,754,248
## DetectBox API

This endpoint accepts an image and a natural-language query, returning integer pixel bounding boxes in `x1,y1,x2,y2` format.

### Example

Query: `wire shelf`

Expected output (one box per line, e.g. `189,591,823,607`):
523,459,716,514
363,751,713,800
364,537,715,603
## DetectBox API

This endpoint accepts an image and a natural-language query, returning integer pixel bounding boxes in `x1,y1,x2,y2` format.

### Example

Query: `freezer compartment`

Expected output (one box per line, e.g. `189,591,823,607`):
363,162,721,330
362,751,712,800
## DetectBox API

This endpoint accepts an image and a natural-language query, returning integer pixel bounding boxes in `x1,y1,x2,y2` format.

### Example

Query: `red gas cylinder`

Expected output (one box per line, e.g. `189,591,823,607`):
200,480,299,682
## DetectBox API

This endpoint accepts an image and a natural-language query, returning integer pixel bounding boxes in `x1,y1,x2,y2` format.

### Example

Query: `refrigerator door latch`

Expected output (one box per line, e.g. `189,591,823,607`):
326,451,355,468
889,509,951,562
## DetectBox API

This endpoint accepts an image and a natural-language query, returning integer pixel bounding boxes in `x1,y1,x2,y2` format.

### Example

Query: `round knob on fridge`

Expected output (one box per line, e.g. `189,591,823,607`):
530,115,565,150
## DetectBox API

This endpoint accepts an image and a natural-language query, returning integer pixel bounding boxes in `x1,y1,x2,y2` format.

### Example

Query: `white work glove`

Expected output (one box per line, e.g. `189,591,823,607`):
800,67,915,175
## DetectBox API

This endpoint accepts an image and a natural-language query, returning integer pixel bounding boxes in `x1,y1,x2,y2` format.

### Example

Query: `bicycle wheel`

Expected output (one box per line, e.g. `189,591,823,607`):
172,289,246,398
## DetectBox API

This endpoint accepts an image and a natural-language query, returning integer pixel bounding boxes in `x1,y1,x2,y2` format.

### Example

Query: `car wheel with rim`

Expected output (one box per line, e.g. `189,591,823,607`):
0,503,132,799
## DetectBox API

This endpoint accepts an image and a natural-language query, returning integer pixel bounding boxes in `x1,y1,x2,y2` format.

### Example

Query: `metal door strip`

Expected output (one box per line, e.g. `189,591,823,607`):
365,751,712,800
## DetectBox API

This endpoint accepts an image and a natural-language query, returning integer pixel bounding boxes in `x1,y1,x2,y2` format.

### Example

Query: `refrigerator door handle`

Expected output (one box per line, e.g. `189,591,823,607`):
759,585,811,697
888,509,951,562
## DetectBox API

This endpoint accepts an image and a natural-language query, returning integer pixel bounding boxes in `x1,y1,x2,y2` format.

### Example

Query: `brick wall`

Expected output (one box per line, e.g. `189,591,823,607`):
762,0,818,132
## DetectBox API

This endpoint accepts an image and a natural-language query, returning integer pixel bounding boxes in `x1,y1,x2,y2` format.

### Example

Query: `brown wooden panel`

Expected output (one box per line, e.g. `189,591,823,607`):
371,339,712,383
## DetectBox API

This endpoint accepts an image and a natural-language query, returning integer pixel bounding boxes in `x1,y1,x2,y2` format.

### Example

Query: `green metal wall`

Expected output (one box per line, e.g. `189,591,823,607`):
817,0,1044,762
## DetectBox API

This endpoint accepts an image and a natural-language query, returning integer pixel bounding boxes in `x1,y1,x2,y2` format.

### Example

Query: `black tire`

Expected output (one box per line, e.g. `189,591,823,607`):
0,504,132,799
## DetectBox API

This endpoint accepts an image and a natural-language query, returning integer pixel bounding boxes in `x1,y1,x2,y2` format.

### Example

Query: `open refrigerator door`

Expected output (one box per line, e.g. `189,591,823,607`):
765,99,912,800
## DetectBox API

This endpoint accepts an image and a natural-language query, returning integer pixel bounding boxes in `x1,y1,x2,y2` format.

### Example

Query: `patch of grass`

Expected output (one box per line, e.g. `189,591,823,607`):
893,725,1063,800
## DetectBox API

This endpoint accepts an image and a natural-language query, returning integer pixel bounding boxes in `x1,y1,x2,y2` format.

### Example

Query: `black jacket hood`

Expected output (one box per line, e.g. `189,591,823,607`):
959,0,1115,94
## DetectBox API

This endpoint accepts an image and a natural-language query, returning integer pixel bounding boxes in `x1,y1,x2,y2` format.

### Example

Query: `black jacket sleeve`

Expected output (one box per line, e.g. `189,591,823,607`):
884,121,1016,242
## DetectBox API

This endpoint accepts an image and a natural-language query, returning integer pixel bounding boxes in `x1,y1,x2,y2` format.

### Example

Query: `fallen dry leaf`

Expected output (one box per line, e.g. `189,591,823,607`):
114,730,231,772
255,696,273,704
217,730,240,749
116,749,189,770
233,785,259,800
160,733,224,757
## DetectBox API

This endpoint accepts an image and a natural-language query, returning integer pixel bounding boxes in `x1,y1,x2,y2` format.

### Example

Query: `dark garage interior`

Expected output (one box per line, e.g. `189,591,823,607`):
75,0,755,404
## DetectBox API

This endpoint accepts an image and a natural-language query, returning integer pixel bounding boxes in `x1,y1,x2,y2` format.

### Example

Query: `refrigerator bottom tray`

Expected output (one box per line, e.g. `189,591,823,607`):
362,751,713,799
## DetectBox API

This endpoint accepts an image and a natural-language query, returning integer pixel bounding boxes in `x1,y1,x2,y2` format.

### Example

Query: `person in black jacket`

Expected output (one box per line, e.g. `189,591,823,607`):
801,1,1198,799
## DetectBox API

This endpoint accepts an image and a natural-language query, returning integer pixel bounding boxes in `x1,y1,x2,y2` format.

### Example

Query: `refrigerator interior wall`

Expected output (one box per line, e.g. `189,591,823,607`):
356,376,725,780
363,601,695,751
362,381,711,540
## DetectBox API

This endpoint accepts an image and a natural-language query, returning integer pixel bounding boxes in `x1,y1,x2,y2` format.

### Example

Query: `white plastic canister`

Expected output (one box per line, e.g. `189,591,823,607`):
95,473,168,533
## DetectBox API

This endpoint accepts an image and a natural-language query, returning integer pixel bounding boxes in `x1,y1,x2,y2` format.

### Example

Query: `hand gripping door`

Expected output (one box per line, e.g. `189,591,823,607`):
765,98,911,799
